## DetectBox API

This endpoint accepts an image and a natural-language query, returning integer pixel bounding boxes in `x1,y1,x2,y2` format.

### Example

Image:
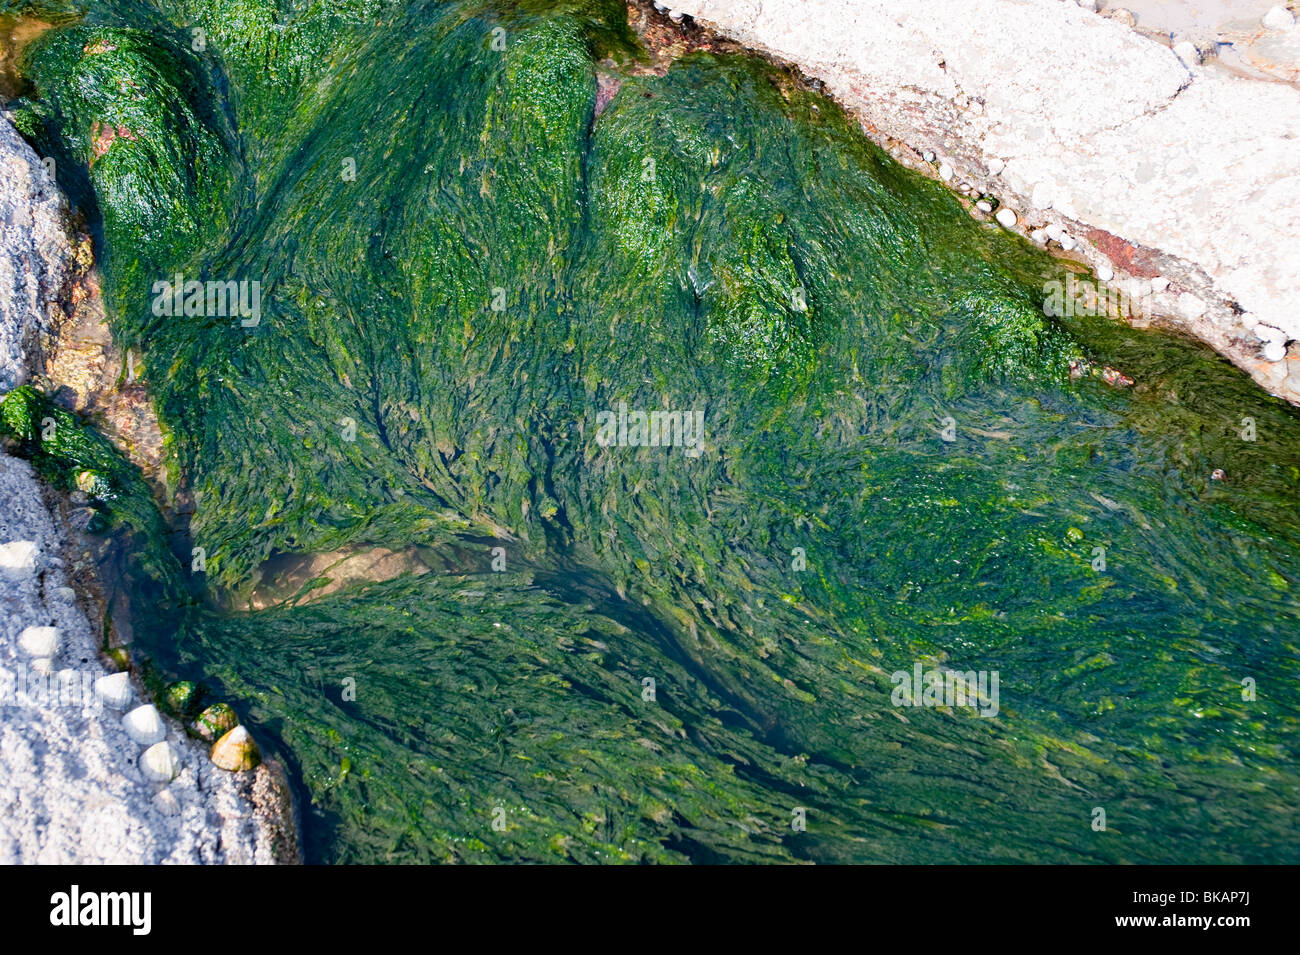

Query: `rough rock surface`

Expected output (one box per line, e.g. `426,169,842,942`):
0,115,72,393
0,453,290,863
1,115,293,863
0,109,170,495
666,0,1300,402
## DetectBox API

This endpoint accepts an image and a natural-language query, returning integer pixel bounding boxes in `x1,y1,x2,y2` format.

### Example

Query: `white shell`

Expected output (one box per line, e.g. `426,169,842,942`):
975,200,993,213
153,788,182,816
18,626,60,659
0,540,40,574
140,741,181,784
1149,276,1169,293
95,672,133,709
987,157,1005,176
1264,340,1287,362
123,704,166,745
995,208,1017,228
1096,261,1115,282
938,163,954,181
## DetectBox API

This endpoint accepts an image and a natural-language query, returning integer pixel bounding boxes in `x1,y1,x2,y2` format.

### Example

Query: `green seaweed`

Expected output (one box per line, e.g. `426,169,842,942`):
0,384,191,603
5,0,1299,863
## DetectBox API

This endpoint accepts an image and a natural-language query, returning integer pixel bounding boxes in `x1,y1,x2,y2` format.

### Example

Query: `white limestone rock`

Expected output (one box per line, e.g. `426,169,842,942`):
670,0,1300,396
1178,293,1208,320
18,625,59,659
1263,6,1294,32
0,118,74,392
0,540,39,575
1173,42,1200,69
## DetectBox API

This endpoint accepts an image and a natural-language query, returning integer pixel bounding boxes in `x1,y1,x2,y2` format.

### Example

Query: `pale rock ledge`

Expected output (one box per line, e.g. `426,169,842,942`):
666,0,1300,402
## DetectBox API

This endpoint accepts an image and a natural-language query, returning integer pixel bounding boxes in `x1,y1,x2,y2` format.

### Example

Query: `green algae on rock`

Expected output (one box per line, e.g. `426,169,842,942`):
190,701,237,741
16,20,234,330
0,384,172,554
160,678,202,718
5,0,1300,863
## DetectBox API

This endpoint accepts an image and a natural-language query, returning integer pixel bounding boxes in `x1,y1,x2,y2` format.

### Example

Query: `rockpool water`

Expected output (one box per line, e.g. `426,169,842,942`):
2,0,1298,862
